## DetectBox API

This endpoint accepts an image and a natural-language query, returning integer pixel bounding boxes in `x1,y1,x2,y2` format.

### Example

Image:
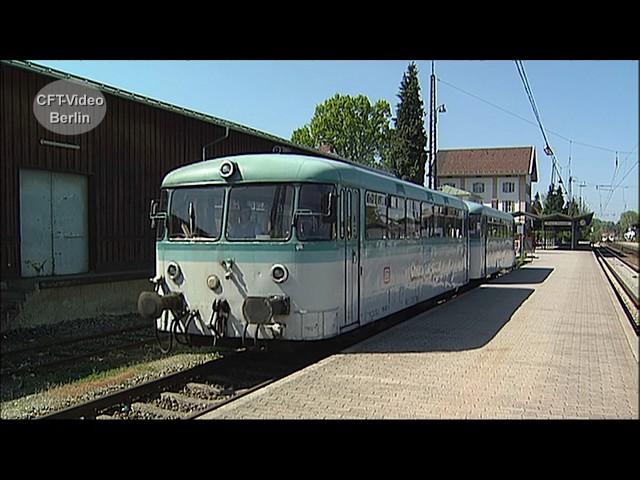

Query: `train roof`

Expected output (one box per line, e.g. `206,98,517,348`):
463,200,515,222
162,154,467,209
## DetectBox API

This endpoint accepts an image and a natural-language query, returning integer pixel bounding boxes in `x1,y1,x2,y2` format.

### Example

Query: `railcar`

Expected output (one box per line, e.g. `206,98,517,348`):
138,153,469,345
465,201,516,280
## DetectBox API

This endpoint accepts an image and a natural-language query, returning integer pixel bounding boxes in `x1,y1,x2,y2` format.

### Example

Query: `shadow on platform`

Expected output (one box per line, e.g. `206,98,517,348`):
346,286,534,354
489,267,553,285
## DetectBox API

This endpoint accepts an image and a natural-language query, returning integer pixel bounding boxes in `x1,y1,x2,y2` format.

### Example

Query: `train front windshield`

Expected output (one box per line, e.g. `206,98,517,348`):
164,183,337,242
227,184,294,241
168,187,224,240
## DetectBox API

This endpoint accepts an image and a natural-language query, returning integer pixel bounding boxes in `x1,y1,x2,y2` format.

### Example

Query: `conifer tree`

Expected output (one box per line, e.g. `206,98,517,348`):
390,62,428,185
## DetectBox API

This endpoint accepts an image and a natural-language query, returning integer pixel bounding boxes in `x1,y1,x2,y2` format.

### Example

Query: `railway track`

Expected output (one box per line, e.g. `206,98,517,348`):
604,243,639,272
1,324,156,378
37,266,517,420
594,246,639,335
40,347,326,419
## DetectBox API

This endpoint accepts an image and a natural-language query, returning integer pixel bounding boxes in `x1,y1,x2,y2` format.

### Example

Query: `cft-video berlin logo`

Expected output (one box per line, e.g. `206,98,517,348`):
33,79,107,136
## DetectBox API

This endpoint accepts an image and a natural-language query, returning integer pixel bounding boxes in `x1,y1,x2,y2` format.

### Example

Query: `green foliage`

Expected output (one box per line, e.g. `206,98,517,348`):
617,210,638,235
565,196,589,217
290,93,393,170
532,192,543,215
590,217,616,242
389,62,428,185
542,184,565,214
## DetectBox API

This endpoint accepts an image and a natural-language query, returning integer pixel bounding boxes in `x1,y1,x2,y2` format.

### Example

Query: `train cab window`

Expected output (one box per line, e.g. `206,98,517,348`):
227,184,294,241
421,202,433,238
365,191,387,240
407,199,421,239
168,187,224,240
388,196,406,239
296,184,336,241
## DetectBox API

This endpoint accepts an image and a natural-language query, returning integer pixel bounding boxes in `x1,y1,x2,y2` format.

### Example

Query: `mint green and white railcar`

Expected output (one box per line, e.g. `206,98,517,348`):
465,201,516,279
139,153,469,343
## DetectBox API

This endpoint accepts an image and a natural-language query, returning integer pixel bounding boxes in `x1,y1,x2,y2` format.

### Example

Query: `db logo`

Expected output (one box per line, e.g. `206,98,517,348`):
383,266,391,284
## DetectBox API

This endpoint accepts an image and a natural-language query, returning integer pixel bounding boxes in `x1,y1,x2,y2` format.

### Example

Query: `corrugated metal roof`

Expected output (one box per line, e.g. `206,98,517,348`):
437,146,537,181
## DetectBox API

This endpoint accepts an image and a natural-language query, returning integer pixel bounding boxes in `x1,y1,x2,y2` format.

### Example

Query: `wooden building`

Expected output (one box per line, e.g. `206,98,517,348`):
1,60,322,280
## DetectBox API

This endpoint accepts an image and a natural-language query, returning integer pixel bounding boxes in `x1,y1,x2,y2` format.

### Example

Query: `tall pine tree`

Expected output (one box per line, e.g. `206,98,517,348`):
390,62,428,185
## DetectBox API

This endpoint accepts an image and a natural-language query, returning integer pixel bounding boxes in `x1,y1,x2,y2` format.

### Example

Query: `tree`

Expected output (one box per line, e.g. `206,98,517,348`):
590,217,616,243
291,94,393,169
389,62,428,185
532,192,543,215
542,184,565,214
617,210,639,235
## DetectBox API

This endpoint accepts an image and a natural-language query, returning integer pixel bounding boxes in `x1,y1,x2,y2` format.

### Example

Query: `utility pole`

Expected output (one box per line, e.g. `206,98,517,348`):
428,61,436,189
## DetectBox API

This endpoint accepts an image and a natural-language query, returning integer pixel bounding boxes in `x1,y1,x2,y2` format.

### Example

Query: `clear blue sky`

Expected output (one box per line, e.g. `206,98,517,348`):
32,60,638,222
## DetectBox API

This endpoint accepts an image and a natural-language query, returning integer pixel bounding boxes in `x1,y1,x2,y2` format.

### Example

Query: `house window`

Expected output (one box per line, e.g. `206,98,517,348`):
503,200,514,212
472,182,485,194
502,182,515,193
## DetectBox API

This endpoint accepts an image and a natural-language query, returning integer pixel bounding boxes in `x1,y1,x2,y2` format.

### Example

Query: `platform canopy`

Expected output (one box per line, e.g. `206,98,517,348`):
512,211,594,249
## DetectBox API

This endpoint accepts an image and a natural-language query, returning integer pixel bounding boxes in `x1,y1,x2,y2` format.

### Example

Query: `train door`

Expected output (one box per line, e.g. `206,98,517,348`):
342,188,360,329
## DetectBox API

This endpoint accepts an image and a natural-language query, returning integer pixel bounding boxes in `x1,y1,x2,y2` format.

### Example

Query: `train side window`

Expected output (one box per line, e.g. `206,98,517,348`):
365,191,387,240
407,199,421,239
469,213,480,238
451,208,460,238
346,190,352,239
339,189,345,239
351,190,359,240
446,208,455,238
421,202,433,238
296,184,336,241
388,195,405,240
432,205,444,238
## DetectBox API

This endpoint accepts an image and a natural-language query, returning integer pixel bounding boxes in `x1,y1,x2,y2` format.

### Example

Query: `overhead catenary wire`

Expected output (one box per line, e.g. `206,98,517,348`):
436,77,635,155
514,60,566,190
436,68,637,218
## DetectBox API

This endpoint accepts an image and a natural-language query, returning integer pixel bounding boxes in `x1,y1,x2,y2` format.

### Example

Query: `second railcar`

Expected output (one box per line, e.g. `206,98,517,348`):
465,201,516,280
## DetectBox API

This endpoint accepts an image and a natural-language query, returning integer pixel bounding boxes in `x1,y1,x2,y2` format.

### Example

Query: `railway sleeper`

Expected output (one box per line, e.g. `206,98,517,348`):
131,401,189,420
185,382,232,399
96,414,118,420
161,391,217,411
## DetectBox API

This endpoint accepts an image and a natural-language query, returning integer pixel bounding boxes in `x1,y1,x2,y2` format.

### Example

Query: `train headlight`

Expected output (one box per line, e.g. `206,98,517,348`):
167,262,181,281
220,161,235,179
207,274,221,290
270,264,288,283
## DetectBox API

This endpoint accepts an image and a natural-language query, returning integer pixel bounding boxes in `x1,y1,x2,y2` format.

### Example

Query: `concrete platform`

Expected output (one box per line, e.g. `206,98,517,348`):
199,251,639,420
